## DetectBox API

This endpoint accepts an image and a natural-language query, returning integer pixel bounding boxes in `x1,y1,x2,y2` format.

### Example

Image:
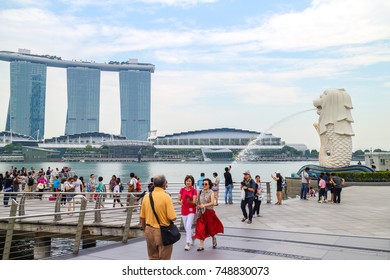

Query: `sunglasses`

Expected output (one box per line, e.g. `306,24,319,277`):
202,183,209,186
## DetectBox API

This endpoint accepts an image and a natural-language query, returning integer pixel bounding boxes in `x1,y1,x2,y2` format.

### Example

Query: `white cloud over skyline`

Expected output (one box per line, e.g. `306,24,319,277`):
0,0,389,150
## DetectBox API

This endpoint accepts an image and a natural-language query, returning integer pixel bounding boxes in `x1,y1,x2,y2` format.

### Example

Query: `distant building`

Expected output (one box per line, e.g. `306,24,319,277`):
65,67,100,135
6,61,46,140
0,50,155,141
151,128,306,161
119,71,151,141
365,152,390,171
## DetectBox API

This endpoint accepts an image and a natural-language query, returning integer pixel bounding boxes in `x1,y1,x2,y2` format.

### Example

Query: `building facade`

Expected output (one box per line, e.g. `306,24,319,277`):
0,50,155,141
119,70,151,141
6,61,47,140
65,67,100,135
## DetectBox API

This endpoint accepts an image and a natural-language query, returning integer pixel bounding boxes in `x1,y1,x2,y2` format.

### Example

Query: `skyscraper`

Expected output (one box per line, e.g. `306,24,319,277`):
119,70,151,141
6,61,47,139
65,67,100,135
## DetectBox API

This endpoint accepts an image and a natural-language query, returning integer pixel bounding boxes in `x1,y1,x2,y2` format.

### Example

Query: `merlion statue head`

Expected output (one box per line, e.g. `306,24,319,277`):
313,88,354,168
313,88,354,136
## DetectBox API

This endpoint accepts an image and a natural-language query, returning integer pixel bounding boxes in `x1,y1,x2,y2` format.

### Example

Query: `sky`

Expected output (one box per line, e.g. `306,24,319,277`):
0,0,389,151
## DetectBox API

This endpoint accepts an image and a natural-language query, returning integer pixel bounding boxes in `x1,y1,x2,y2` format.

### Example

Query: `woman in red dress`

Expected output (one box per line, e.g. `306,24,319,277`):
193,178,224,251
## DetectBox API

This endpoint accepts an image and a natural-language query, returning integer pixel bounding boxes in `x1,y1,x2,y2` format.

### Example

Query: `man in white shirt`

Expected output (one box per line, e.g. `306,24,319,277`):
300,167,310,200
73,175,83,193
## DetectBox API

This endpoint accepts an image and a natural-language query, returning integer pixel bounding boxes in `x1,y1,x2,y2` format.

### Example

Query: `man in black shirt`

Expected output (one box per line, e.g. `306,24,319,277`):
224,166,233,204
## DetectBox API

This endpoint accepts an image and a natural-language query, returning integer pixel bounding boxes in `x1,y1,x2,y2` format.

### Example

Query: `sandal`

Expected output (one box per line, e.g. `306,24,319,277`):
212,237,217,249
197,247,204,251
241,218,247,222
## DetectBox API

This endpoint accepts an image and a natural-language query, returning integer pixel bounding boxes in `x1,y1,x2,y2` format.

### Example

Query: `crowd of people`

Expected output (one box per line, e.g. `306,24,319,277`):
1,164,347,260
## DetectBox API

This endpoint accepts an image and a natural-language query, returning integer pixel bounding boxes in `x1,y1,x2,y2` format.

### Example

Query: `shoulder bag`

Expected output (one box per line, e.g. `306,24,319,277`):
149,193,181,246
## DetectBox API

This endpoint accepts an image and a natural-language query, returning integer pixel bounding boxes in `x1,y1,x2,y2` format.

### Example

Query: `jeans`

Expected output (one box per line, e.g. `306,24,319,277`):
240,197,254,221
225,184,233,203
300,183,308,199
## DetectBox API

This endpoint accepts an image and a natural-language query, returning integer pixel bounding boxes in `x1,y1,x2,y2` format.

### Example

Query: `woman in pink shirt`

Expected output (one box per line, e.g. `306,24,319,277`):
36,174,48,200
318,175,327,203
177,175,197,251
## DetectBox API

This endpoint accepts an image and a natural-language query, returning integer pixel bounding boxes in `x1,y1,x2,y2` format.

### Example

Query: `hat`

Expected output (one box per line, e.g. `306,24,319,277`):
276,170,281,174
243,170,251,175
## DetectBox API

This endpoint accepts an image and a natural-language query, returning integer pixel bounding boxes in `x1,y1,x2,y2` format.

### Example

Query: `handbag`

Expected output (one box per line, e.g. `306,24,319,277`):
240,188,246,200
149,193,181,246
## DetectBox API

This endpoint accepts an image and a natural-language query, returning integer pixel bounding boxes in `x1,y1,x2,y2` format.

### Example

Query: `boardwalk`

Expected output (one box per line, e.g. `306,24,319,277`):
52,185,390,260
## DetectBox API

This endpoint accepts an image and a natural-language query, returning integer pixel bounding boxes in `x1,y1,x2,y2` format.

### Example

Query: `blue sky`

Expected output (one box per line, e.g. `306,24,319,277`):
0,0,389,150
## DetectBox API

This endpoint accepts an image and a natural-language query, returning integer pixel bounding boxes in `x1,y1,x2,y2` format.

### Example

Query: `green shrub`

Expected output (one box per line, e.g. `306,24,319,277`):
334,171,390,182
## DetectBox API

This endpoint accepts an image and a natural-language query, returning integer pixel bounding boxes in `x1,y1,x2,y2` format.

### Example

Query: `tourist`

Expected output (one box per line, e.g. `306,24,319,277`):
95,176,105,208
3,173,13,207
325,172,333,202
109,175,117,193
60,178,67,205
271,171,283,205
52,176,61,197
371,162,377,171
73,175,83,193
224,167,233,204
140,174,177,260
330,173,345,203
177,175,197,251
240,170,256,224
87,174,96,202
126,172,138,208
127,172,138,192
318,175,327,203
212,172,220,206
196,172,205,190
253,175,264,217
147,177,154,192
0,173,3,192
64,177,75,214
112,178,124,208
193,178,224,251
300,167,310,200
36,174,48,200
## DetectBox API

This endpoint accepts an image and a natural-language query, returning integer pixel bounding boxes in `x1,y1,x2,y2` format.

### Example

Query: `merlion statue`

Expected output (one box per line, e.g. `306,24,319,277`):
313,88,354,168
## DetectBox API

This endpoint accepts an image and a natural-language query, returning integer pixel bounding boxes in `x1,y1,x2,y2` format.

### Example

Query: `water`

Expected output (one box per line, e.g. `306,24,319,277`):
235,108,316,161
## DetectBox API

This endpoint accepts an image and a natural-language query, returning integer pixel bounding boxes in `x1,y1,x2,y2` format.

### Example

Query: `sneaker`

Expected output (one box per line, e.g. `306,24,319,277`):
184,244,190,251
323,200,328,203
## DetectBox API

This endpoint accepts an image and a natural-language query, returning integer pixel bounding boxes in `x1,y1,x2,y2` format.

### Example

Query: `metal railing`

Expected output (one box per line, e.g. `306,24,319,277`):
0,181,272,260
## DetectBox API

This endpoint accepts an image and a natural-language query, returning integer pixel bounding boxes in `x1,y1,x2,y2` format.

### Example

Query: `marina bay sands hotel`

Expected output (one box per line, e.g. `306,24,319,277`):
0,49,155,141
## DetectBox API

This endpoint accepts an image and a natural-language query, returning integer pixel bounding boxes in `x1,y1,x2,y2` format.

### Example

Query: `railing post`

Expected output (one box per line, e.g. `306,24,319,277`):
2,200,18,260
18,193,27,216
266,182,271,203
54,192,63,221
73,197,87,255
122,194,135,243
94,194,103,223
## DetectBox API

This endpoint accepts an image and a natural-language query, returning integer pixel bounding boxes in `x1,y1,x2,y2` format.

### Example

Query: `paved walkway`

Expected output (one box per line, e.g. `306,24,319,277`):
55,186,390,260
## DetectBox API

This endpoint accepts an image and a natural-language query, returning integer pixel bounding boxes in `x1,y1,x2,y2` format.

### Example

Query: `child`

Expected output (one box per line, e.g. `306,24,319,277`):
318,175,327,203
309,186,316,197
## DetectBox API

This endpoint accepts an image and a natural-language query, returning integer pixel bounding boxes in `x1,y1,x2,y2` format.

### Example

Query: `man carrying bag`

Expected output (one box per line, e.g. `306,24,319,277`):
140,174,178,260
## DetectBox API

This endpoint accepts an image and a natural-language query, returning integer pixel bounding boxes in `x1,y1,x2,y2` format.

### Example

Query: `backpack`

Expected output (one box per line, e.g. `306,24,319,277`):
281,178,287,188
28,177,34,186
119,183,124,192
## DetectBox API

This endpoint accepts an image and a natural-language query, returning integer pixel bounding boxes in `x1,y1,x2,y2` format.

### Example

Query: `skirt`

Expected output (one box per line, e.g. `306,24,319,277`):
193,209,224,240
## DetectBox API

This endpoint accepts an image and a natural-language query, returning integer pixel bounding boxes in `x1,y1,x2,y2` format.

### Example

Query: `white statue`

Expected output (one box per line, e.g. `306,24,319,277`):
313,88,354,168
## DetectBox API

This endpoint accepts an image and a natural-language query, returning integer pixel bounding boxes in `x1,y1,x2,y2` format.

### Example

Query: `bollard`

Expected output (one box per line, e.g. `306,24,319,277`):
94,194,103,223
19,193,27,216
266,182,271,203
54,192,63,221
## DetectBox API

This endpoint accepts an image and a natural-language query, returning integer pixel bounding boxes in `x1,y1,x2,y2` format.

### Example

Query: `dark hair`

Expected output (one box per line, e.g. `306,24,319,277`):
130,172,135,178
202,178,213,188
98,176,103,182
200,172,205,176
184,175,195,186
116,178,121,184
213,172,218,176
255,175,260,179
225,167,229,172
